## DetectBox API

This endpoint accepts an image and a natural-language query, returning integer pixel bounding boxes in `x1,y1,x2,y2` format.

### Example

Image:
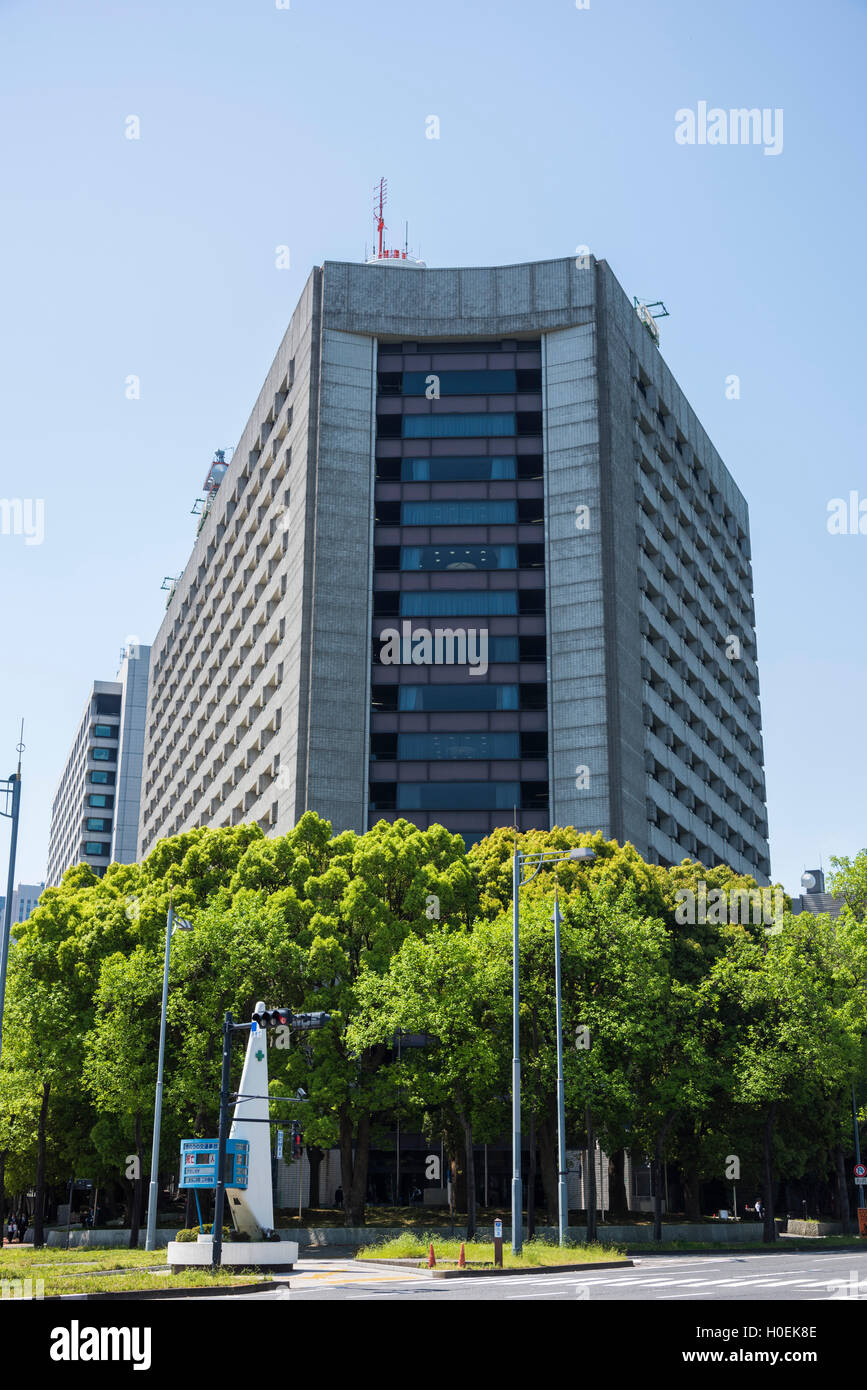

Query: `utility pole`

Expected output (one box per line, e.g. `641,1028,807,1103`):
0,724,24,1068
212,1010,234,1272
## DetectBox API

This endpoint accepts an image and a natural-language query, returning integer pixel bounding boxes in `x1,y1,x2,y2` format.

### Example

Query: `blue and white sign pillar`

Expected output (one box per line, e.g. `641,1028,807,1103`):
227,1021,276,1238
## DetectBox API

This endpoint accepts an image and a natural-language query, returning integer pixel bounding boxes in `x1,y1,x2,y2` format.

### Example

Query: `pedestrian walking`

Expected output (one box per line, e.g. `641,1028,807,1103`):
754,1196,764,1220
6,1217,15,1244
16,1213,27,1242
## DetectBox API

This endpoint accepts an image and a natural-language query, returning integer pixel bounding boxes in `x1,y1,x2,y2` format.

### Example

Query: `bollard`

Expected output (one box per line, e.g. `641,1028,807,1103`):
493,1235,503,1268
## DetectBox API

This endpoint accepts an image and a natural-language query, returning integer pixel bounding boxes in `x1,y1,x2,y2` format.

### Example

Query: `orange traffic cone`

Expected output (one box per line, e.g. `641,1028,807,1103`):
428,1243,436,1268
458,1243,466,1268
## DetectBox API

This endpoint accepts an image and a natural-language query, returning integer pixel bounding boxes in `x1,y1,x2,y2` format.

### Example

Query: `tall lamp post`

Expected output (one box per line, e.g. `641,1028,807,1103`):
0,726,24,1069
511,842,595,1255
144,893,193,1251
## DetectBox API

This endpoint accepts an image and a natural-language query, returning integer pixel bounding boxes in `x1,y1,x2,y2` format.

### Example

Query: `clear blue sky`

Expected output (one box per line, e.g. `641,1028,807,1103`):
1,0,864,895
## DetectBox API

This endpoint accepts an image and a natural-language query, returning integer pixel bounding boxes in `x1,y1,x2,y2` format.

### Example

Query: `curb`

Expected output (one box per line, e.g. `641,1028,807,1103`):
626,1242,867,1258
354,1258,632,1279
44,1281,275,1302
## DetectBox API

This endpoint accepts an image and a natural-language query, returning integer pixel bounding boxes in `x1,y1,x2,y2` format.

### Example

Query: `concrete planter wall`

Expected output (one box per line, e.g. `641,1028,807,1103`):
785,1219,845,1238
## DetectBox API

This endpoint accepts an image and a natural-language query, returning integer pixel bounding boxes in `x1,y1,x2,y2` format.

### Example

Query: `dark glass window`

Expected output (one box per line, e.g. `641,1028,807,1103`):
370,733,398,760
374,546,401,570
519,684,548,710
516,412,543,435
518,635,546,661
398,685,519,711
397,731,520,760
400,544,517,571
368,782,397,810
375,499,401,525
84,841,110,856
376,415,403,438
401,501,516,526
400,591,517,617
90,770,115,785
402,414,516,439
371,685,399,711
93,724,115,738
518,590,545,614
401,457,516,482
517,455,544,479
373,592,400,617
95,694,121,715
515,369,543,390
91,748,115,762
375,457,401,480
517,544,544,568
520,731,549,758
517,498,544,524
402,370,517,396
87,817,111,832
398,782,520,811
88,794,114,808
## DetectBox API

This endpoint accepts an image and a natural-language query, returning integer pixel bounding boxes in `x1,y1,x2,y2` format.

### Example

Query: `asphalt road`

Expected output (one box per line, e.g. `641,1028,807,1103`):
179,1247,867,1301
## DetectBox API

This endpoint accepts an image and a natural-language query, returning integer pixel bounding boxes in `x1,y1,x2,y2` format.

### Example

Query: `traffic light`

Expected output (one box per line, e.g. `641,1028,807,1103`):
290,1120,303,1157
251,1002,291,1028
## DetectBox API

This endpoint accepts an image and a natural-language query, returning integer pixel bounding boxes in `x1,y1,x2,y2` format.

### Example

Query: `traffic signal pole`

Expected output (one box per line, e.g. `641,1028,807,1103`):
0,733,23,1069
212,1010,234,1272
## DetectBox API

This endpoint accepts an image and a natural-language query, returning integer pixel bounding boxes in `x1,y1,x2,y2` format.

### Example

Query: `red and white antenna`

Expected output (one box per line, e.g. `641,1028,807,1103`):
366,178,426,268
373,177,388,261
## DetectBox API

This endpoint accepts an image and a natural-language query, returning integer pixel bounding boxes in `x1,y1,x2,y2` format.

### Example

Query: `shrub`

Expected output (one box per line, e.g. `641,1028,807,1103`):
174,1225,231,1243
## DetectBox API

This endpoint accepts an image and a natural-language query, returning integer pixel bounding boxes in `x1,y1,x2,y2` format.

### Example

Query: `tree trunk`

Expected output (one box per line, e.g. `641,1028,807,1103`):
347,1111,372,1226
682,1162,702,1221
538,1113,559,1226
762,1103,776,1243
33,1080,50,1248
0,1149,5,1232
651,1116,674,1243
527,1110,536,1240
608,1148,629,1218
129,1111,144,1248
585,1106,597,1243
462,1113,476,1240
834,1142,850,1226
307,1145,324,1210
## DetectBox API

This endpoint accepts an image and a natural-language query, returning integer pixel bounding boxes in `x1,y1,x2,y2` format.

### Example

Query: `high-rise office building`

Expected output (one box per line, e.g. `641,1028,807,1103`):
0,881,46,925
47,643,151,884
139,253,769,882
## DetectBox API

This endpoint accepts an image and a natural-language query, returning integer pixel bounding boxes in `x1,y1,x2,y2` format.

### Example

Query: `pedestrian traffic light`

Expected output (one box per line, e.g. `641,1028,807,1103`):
290,1121,303,1157
291,1011,330,1030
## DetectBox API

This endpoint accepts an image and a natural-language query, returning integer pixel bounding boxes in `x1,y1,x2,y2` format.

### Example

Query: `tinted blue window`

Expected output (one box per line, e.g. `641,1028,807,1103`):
84,841,109,855
400,591,517,616
92,748,112,761
401,501,516,525
398,685,519,711
402,457,515,481
398,782,520,810
93,724,115,738
398,732,520,760
88,795,108,807
403,414,516,438
91,771,109,784
401,544,516,571
402,371,516,395
87,817,110,832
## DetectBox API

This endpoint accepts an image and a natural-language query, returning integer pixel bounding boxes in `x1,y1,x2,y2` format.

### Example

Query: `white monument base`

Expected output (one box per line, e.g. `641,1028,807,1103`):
167,1239,298,1272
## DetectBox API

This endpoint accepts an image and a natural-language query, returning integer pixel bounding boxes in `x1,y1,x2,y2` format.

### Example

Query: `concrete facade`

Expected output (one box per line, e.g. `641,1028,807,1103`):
139,256,769,881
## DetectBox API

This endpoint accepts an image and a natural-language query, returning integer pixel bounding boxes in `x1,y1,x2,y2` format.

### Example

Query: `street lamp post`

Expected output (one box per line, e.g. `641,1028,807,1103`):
144,896,193,1252
511,842,595,1255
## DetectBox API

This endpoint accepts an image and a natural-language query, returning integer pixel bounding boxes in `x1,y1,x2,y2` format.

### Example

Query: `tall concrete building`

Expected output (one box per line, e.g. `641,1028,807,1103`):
47,643,151,884
139,254,769,882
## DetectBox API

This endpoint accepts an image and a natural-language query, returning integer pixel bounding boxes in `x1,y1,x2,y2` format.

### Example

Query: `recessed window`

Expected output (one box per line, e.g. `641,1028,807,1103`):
400,457,516,482
84,841,110,856
93,724,115,738
401,501,517,526
397,732,520,760
400,591,518,617
397,685,519,712
400,414,516,439
92,748,115,762
400,544,517,571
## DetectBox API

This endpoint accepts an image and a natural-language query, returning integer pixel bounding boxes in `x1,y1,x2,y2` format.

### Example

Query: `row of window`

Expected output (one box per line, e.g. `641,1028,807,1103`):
373,590,545,618
375,543,544,571
371,683,547,712
378,369,543,396
369,781,549,811
376,455,543,482
372,634,545,665
375,500,544,526
370,731,547,760
377,413,543,439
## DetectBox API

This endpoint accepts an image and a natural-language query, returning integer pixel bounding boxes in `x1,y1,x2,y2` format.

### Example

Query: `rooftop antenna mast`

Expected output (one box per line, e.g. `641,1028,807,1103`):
374,178,388,261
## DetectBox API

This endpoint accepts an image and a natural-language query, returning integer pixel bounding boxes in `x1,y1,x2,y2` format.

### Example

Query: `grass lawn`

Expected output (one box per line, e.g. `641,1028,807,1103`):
641,1235,866,1253
0,1246,269,1296
355,1233,627,1268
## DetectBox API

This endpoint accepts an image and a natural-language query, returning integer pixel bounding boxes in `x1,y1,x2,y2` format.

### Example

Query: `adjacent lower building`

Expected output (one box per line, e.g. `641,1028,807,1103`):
0,881,46,925
46,643,151,884
138,253,769,881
